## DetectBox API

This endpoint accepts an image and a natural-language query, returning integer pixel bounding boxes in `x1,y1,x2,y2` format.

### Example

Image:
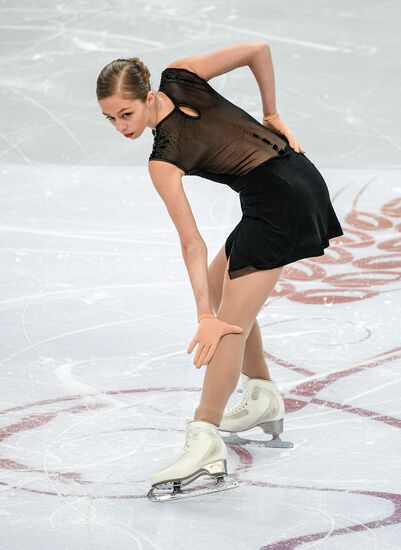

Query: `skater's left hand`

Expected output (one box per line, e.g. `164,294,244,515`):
187,313,243,368
262,112,305,154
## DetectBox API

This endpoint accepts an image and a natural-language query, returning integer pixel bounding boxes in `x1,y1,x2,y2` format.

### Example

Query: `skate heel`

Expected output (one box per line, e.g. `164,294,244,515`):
260,418,283,435
248,417,292,448
221,416,294,448
203,459,227,476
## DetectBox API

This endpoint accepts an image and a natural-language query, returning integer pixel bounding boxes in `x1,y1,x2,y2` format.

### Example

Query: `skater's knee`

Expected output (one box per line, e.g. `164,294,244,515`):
217,288,264,340
216,312,254,340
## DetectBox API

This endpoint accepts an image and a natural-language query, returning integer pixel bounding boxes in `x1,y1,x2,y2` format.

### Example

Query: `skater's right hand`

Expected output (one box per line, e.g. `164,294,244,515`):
187,313,243,369
262,112,305,154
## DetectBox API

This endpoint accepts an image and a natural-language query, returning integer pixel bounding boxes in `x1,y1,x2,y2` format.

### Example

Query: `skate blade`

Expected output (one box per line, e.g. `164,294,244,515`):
147,478,239,502
222,433,294,448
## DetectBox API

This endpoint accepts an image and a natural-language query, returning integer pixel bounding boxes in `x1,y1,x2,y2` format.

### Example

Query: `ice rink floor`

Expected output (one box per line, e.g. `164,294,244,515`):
1,164,401,549
1,1,401,549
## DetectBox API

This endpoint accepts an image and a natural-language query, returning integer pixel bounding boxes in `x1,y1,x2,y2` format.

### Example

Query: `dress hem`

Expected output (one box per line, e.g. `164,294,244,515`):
227,231,343,280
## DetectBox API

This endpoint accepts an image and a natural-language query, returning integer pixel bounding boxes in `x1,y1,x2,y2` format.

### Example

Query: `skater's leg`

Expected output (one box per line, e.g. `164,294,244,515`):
148,255,283,498
241,322,271,380
208,245,272,380
195,262,284,426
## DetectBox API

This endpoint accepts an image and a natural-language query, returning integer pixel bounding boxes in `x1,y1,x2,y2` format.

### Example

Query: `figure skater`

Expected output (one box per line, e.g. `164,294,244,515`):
96,41,344,501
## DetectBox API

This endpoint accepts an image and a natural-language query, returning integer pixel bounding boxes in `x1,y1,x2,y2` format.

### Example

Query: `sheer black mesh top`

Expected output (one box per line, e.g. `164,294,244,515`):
149,67,289,182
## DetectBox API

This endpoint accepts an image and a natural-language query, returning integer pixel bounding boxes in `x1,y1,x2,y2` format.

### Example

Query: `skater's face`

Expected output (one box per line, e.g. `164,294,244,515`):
99,91,156,140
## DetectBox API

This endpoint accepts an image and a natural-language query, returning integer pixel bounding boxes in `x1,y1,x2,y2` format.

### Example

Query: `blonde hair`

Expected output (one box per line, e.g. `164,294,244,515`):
96,56,152,101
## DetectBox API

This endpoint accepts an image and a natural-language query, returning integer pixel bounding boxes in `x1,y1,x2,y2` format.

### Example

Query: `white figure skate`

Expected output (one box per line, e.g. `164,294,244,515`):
219,374,293,448
147,419,239,502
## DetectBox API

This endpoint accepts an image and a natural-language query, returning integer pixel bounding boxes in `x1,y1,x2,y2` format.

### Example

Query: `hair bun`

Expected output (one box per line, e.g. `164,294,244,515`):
126,57,150,86
96,57,152,101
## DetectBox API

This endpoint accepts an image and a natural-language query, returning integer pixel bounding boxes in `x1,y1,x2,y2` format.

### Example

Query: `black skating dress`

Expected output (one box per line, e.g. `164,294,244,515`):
149,67,344,280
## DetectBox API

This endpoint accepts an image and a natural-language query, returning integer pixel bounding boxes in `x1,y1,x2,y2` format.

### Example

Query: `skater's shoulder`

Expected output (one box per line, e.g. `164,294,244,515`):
148,159,186,179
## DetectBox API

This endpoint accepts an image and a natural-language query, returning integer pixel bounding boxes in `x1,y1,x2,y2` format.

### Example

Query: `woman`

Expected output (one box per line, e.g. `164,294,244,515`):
96,42,344,501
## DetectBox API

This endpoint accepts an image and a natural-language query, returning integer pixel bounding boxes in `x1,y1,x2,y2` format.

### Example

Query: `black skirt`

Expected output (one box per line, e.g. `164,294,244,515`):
224,144,344,279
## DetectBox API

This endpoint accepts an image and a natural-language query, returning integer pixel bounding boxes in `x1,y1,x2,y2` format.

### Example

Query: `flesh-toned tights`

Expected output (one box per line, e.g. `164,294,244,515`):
194,244,283,426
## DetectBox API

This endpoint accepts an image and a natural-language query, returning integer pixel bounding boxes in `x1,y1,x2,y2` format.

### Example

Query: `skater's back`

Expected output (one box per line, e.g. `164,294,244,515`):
149,66,289,182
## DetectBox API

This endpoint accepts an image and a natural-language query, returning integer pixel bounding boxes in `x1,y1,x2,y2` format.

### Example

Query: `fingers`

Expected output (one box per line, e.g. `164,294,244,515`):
194,343,207,368
197,344,210,368
274,125,303,154
203,344,217,365
187,321,244,368
195,344,213,368
290,140,305,154
186,336,198,354
195,342,218,368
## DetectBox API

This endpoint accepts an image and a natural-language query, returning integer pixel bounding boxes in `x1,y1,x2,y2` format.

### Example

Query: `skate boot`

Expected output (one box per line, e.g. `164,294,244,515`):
219,373,293,448
147,419,239,502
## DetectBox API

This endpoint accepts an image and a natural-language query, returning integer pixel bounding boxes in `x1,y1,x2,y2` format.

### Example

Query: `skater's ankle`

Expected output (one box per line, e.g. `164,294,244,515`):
242,372,271,381
241,364,271,381
193,417,220,428
193,407,221,427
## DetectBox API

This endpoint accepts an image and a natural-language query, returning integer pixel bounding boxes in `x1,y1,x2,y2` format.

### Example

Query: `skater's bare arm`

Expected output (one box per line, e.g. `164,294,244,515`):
168,41,277,117
167,41,266,82
249,44,277,118
251,48,304,152
148,161,213,319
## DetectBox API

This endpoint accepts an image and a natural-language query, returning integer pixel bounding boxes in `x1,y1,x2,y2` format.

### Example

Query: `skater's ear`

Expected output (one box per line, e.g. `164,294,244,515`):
148,161,203,248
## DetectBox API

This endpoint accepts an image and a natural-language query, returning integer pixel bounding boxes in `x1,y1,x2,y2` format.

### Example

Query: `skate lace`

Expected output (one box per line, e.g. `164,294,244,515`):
225,389,250,415
182,427,200,454
225,383,271,415
182,426,214,454
182,431,192,454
